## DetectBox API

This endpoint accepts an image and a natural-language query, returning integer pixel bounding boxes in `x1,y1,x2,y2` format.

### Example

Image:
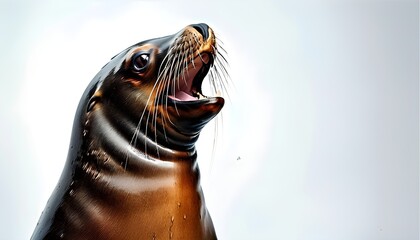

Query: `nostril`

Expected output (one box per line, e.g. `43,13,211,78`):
191,23,209,40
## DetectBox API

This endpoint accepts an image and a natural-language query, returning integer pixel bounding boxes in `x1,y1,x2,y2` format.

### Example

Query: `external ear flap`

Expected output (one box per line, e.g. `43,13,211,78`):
87,94,101,112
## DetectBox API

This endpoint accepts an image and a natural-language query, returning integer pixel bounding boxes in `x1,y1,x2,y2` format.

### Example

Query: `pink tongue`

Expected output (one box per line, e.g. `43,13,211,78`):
169,90,197,101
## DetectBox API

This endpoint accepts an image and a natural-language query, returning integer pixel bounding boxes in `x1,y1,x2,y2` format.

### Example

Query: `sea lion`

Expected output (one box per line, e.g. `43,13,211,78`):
31,23,228,240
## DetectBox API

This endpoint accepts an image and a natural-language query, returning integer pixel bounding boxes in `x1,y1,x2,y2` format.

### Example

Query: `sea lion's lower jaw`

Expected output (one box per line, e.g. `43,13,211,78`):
165,96,224,136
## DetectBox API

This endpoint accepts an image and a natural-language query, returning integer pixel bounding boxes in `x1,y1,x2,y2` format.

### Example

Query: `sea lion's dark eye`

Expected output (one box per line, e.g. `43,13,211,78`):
132,53,150,72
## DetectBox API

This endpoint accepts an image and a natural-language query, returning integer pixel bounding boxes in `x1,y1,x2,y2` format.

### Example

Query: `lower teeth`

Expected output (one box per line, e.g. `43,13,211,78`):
197,92,206,99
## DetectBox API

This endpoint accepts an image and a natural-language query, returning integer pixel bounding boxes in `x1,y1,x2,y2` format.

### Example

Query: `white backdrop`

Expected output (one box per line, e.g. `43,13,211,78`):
1,0,418,239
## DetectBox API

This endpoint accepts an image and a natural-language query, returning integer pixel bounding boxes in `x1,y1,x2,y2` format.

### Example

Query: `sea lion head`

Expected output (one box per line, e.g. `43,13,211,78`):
84,23,227,153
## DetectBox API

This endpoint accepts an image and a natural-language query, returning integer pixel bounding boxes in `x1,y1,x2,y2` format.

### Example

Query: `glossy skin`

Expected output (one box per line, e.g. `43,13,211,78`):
32,24,223,240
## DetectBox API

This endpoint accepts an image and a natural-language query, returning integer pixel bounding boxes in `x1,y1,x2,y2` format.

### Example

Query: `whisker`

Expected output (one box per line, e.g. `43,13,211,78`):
189,41,196,69
215,57,230,83
153,78,168,155
181,50,189,87
208,70,218,96
214,48,229,66
215,36,225,46
215,41,228,55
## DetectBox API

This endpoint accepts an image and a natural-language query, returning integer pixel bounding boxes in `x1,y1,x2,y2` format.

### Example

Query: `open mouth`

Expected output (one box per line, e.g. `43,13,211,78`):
168,53,213,102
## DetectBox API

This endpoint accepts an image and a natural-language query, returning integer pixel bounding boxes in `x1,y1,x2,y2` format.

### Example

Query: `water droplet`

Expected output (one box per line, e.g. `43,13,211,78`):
171,216,174,222
177,202,181,208
183,214,187,220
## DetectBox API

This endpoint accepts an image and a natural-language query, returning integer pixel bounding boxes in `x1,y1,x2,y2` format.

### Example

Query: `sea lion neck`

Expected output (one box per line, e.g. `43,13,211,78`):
85,85,201,161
